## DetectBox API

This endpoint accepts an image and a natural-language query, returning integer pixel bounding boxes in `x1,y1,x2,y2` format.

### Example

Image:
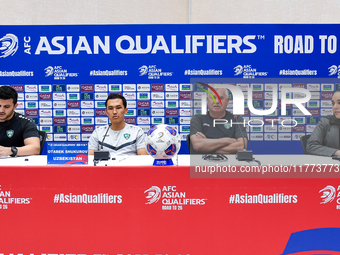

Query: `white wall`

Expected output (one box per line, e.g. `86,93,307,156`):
1,0,340,25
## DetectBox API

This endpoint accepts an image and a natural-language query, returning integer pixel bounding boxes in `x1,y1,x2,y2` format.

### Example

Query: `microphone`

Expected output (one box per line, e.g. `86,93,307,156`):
101,123,112,150
94,123,112,164
234,115,253,161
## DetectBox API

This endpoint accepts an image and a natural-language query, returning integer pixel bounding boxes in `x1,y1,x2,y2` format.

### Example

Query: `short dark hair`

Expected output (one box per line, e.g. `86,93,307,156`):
0,86,18,104
105,93,127,108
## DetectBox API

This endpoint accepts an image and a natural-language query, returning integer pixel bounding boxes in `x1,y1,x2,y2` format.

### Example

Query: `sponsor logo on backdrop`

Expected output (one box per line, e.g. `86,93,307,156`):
90,69,127,76
137,117,150,124
125,117,136,124
321,92,333,99
67,101,80,108
39,93,52,100
138,65,173,79
180,109,191,116
179,92,192,100
67,84,80,92
166,92,179,99
40,118,53,125
151,84,164,91
39,84,52,93
137,84,150,91
95,109,106,116
68,126,81,133
25,93,38,100
81,101,94,108
25,110,38,117
95,84,108,91
67,118,81,125
81,109,94,116
81,84,94,92
124,93,136,100
24,85,38,92
166,109,179,116
123,84,136,91
54,118,66,125
234,65,268,78
44,65,78,80
165,84,178,91
81,126,94,133
151,92,164,99
144,185,207,210
137,101,150,108
40,109,52,117
151,109,164,116
0,34,18,58
11,85,24,92
95,117,108,125
53,93,66,101
67,134,81,141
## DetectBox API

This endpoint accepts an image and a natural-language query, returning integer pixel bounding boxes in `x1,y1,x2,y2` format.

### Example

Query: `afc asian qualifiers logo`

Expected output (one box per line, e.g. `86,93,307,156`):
139,65,148,76
44,66,54,77
144,185,207,210
319,185,340,209
144,186,161,204
0,34,18,58
281,228,340,254
319,185,336,204
328,65,340,77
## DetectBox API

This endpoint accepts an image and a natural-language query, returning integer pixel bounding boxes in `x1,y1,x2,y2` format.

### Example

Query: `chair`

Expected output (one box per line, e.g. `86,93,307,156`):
38,130,47,155
186,134,198,154
300,134,311,154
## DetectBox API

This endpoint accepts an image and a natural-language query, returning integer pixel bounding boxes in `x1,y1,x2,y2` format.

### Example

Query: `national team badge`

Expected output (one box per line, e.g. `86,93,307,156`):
224,123,231,129
6,130,14,138
124,133,130,140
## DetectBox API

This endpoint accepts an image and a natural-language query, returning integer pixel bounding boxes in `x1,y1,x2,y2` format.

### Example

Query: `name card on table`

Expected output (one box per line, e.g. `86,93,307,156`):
47,143,88,165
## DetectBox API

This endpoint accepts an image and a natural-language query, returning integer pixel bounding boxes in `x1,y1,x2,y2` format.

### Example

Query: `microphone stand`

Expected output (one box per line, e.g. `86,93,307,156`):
94,123,112,166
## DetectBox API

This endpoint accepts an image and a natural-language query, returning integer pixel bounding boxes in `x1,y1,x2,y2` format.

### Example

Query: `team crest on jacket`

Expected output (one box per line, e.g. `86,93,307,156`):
124,133,130,140
6,130,14,138
224,123,231,129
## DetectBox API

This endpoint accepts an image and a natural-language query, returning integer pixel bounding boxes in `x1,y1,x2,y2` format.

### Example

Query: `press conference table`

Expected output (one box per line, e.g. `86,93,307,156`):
1,154,340,254
0,153,338,166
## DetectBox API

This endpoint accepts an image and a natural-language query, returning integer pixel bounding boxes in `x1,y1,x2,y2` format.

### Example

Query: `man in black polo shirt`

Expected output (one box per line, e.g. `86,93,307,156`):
190,86,248,154
0,86,40,157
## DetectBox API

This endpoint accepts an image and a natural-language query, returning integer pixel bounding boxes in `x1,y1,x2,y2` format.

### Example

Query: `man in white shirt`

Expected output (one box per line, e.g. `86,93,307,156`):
88,93,148,155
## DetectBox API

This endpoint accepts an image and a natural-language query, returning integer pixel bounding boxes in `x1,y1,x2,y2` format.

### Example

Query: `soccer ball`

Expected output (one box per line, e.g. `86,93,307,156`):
145,124,181,159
